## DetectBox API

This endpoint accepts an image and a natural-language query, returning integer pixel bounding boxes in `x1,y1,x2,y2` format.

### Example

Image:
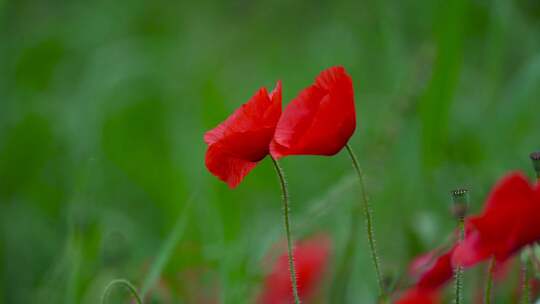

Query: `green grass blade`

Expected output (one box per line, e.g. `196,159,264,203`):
140,191,197,298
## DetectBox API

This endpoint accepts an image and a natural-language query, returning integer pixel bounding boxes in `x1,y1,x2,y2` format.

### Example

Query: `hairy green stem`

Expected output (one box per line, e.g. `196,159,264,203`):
101,279,143,304
345,144,385,297
271,157,301,304
484,257,495,304
455,218,464,304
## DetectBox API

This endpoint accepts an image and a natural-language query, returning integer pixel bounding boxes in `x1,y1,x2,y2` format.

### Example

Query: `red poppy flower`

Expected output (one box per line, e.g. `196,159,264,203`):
395,288,441,304
452,172,540,267
270,66,356,159
204,82,282,188
257,234,331,304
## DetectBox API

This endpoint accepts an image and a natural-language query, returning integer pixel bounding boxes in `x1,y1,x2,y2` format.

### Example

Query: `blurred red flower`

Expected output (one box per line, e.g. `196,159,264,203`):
257,234,331,304
270,66,356,159
394,247,455,303
453,172,540,267
204,82,282,188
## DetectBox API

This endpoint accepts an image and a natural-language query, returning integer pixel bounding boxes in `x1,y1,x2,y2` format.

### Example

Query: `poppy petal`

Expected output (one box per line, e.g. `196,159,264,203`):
416,247,455,291
395,289,441,304
270,66,356,158
205,144,258,188
204,82,281,187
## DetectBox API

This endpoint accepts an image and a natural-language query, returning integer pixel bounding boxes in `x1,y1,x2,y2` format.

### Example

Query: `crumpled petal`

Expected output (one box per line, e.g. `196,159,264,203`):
204,82,281,188
204,144,258,188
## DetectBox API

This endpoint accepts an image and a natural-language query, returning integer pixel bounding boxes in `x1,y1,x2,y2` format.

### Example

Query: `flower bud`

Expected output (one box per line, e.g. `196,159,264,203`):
451,188,469,219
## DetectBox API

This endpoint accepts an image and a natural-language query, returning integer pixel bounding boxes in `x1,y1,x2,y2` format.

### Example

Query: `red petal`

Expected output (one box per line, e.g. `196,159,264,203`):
395,288,441,304
204,82,281,187
205,144,258,188
482,172,533,212
270,66,356,158
416,247,455,291
452,230,491,267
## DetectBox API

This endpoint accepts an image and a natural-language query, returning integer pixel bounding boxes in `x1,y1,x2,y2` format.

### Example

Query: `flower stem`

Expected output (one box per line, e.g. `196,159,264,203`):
271,157,301,304
345,144,385,297
455,218,465,304
484,257,495,304
450,188,469,304
521,254,531,304
101,279,143,304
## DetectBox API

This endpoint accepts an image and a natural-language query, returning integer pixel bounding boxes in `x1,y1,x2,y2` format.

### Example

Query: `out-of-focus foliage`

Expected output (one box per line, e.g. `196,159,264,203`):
1,0,539,303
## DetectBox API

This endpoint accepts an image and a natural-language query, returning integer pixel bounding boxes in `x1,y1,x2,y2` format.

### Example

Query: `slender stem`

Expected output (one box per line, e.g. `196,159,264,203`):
454,218,465,304
521,255,531,304
101,279,143,304
345,144,385,297
271,157,301,304
484,257,495,304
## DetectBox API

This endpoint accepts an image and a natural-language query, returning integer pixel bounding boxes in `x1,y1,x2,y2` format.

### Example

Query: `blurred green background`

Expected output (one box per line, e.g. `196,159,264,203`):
1,0,540,303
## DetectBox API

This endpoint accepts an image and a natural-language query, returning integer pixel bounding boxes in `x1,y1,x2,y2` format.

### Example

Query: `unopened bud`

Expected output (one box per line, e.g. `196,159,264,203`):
451,188,469,219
